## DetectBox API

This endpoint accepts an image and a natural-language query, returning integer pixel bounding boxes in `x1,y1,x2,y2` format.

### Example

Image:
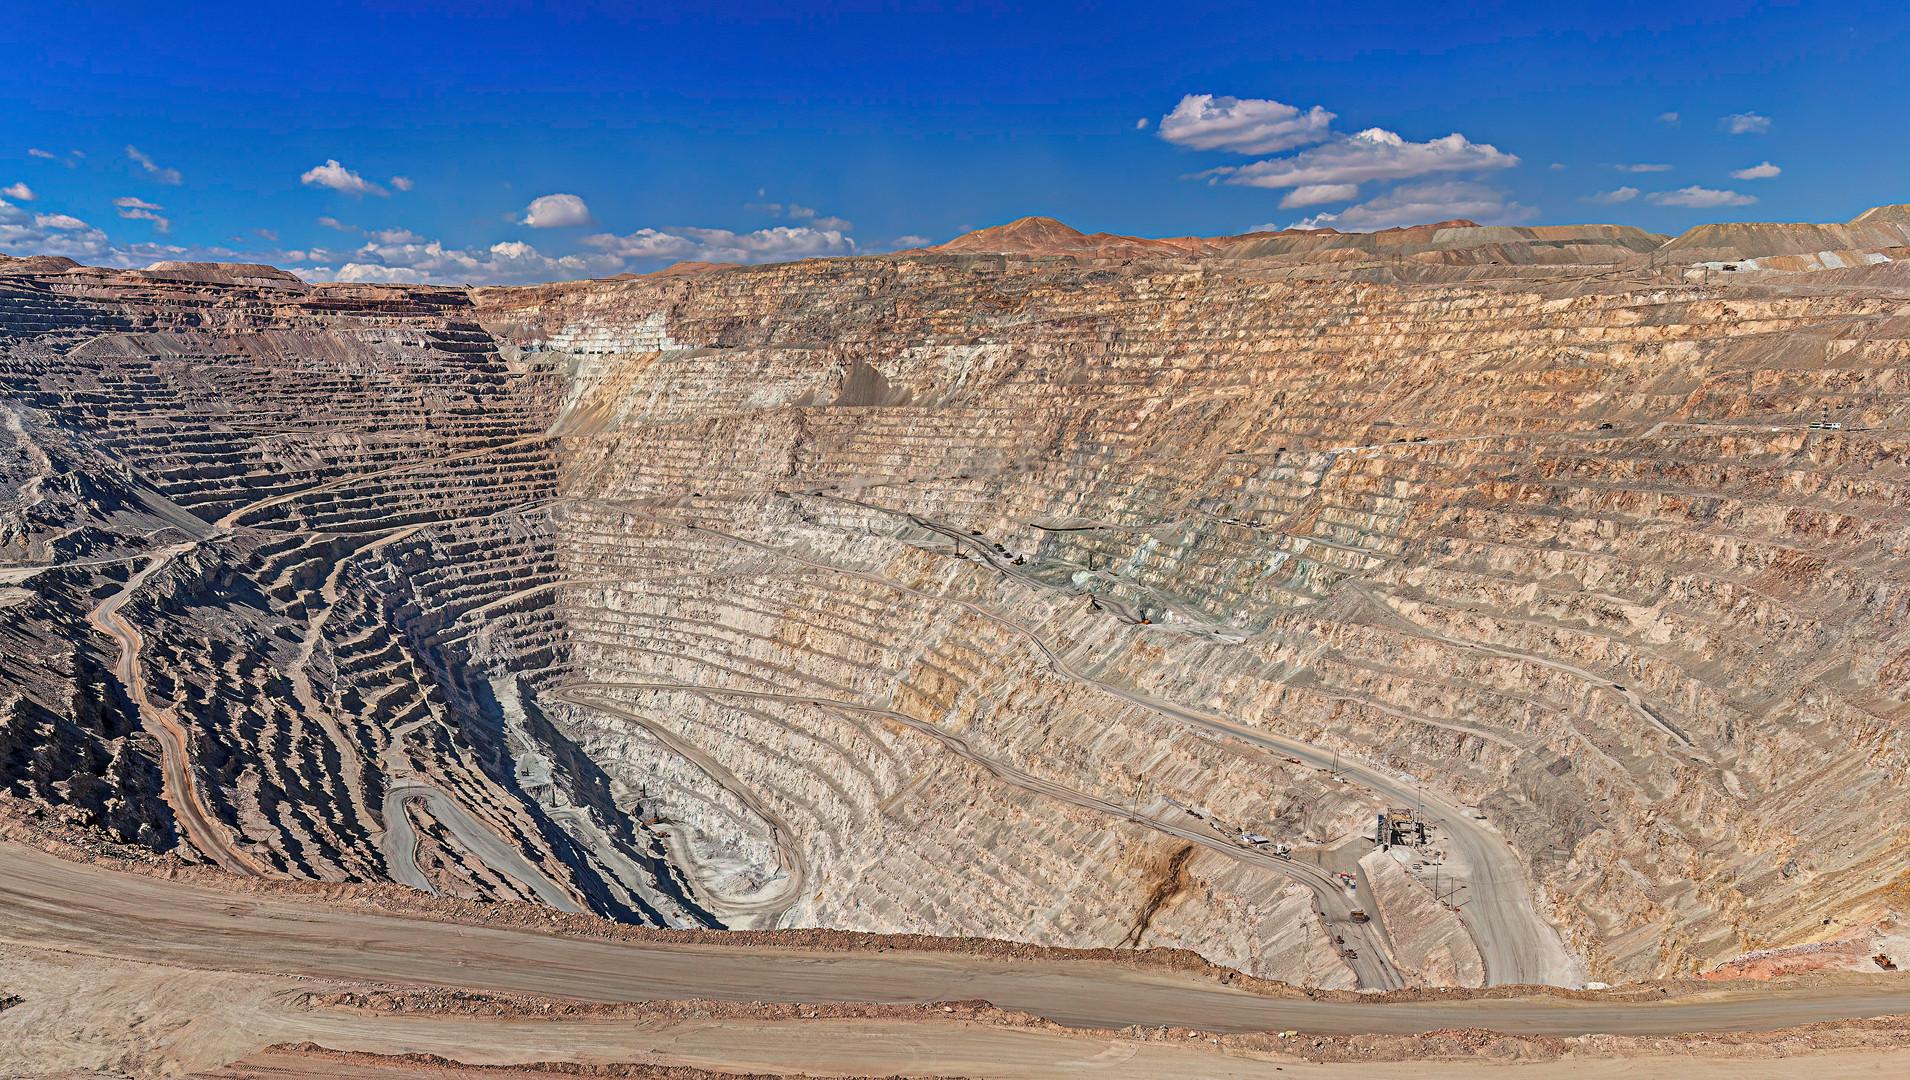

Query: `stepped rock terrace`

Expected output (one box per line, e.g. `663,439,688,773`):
6,209,1910,995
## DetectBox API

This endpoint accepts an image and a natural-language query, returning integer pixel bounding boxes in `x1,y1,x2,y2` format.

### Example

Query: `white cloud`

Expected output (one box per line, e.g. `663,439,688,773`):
1135,118,1149,130
112,196,170,232
316,216,352,230
577,229,699,260
301,160,388,197
1719,112,1771,134
1288,181,1536,232
1158,94,1337,155
1615,163,1673,172
1582,187,1640,204
1215,128,1519,189
519,193,593,228
28,148,55,160
0,200,114,260
787,204,817,219
1648,186,1757,207
1731,161,1781,180
582,224,856,264
389,175,414,191
2,183,35,201
0,200,323,271
1278,183,1359,208
312,236,623,285
892,234,933,248
34,212,91,231
125,146,182,185
365,227,425,244
1658,111,1680,125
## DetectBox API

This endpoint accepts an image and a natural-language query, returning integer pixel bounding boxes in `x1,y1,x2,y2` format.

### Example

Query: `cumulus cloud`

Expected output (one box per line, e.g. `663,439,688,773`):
1648,186,1757,207
1135,118,1149,130
112,196,170,232
1278,183,1360,208
1719,112,1771,134
317,236,623,286
316,216,353,231
34,213,91,231
519,193,593,228
1659,111,1681,125
1215,128,1519,189
364,227,425,244
1288,181,1536,232
892,235,933,248
389,175,414,191
1731,161,1781,179
582,224,857,265
301,160,387,197
0,200,114,260
1159,94,1337,155
0,200,327,272
1582,187,1640,204
1615,163,1673,172
125,146,182,185
2,183,35,201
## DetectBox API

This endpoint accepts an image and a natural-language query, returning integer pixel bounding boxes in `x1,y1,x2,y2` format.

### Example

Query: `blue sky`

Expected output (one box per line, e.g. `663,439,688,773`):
1,1,1903,283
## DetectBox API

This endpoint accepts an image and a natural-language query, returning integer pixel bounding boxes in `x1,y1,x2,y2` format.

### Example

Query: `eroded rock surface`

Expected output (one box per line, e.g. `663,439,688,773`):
6,211,1910,988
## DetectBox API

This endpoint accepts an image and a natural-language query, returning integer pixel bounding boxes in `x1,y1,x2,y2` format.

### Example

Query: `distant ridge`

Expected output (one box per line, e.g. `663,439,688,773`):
922,205,1910,270
926,215,1666,266
926,216,1269,259
1661,206,1910,262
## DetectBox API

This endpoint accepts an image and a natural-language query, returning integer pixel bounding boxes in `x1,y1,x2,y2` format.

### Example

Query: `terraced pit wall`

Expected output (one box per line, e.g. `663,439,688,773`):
6,248,1910,986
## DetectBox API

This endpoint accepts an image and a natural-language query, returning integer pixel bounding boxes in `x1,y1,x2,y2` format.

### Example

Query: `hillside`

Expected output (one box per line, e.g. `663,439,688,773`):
6,209,1910,990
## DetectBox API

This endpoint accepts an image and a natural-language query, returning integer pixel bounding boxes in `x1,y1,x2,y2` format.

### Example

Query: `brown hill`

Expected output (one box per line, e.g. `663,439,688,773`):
927,216,1666,267
1660,205,1910,262
927,216,1268,259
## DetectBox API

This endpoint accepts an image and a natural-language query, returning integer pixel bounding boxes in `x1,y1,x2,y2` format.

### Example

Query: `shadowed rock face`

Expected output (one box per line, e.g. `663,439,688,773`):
5,218,1910,987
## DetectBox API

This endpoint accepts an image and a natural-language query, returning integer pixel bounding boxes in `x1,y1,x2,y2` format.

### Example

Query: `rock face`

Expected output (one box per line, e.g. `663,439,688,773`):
6,212,1910,987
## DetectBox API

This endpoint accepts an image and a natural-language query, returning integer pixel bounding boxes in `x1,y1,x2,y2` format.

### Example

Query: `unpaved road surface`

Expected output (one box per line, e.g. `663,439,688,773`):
378,782,586,913
3,841,1909,1039
84,544,265,878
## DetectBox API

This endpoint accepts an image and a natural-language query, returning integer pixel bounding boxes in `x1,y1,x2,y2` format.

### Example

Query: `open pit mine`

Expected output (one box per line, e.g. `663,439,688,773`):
7,207,1910,1078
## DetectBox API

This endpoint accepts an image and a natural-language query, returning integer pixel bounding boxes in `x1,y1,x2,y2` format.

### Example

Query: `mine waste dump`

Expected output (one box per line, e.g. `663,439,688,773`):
8,206,1910,1003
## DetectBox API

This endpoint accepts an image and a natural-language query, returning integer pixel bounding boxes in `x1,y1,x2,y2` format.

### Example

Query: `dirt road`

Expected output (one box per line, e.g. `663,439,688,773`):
84,544,265,878
4,840,1909,1040
378,782,586,913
